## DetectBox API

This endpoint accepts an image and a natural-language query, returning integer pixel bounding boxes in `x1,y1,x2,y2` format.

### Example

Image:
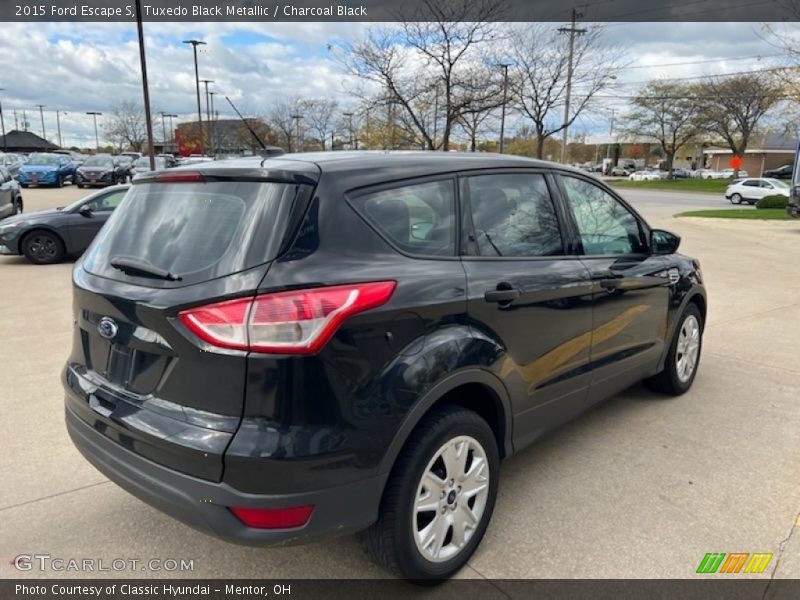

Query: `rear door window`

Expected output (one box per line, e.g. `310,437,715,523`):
350,179,456,256
462,172,563,257
83,181,301,286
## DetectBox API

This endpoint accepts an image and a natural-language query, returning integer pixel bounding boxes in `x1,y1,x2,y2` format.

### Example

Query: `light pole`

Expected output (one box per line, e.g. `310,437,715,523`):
159,111,168,146
0,88,6,152
55,110,66,148
498,63,511,153
166,114,177,152
182,39,206,156
209,92,216,155
86,112,102,150
291,114,303,152
200,79,214,155
36,104,46,140
343,112,354,150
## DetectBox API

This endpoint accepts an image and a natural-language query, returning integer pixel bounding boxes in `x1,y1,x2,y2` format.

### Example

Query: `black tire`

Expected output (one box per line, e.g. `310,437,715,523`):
358,405,500,581
13,196,23,215
77,183,84,189
730,193,741,204
645,303,703,395
20,183,28,188
56,174,63,188
21,230,65,265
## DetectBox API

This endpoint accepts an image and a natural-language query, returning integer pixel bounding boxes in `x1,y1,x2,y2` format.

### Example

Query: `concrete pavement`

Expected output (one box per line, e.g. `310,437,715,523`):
1,184,798,584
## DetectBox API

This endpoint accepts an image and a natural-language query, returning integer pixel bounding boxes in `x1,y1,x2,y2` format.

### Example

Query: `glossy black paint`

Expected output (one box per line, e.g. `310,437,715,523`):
0,185,129,257
64,152,706,543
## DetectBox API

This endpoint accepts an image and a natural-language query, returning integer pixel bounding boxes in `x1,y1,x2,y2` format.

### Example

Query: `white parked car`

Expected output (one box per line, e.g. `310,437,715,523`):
725,178,789,205
720,168,749,178
629,170,665,181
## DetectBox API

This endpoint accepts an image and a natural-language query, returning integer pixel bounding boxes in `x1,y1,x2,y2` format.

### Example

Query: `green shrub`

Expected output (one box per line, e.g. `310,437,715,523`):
756,195,789,209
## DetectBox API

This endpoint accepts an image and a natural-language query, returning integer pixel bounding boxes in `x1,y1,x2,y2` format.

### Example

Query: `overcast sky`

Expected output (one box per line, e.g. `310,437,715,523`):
0,21,791,148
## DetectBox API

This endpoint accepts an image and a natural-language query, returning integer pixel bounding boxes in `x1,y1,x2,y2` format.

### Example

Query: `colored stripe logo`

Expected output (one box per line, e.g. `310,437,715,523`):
697,553,773,574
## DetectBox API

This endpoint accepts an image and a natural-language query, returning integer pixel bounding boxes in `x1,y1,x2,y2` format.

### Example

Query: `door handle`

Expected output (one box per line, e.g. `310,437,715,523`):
589,269,624,290
484,288,521,303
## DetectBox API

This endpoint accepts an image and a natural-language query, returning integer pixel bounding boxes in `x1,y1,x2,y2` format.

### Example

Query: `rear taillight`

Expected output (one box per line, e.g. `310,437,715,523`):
178,281,396,355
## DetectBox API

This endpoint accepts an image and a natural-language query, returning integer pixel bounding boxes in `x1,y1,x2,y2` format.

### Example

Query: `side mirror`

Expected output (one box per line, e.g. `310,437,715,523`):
78,204,93,217
650,229,680,255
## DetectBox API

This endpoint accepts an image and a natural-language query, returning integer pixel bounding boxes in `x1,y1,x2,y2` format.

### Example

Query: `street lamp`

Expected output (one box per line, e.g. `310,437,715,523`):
86,111,102,150
208,92,217,155
182,39,207,155
498,63,511,153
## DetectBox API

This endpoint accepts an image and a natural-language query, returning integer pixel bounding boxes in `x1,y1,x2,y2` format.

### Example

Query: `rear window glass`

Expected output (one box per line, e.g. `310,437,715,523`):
351,179,455,256
83,181,300,286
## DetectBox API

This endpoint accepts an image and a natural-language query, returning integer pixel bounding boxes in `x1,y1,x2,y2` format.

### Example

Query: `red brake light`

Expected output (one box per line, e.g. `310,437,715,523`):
229,505,313,529
178,281,396,355
155,171,205,183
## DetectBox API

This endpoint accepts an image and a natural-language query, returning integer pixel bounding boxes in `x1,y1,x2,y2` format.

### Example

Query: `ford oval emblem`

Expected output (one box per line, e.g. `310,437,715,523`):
97,316,119,340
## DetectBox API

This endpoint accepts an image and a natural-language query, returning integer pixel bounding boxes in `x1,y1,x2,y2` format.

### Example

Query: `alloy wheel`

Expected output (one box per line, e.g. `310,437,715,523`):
413,435,490,563
676,315,701,383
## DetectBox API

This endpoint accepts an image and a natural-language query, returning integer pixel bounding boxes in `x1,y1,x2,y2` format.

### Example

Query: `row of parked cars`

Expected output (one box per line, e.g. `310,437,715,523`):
0,153,217,264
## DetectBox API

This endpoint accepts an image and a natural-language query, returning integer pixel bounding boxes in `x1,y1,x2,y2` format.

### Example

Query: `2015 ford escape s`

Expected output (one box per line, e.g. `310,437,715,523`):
64,152,706,580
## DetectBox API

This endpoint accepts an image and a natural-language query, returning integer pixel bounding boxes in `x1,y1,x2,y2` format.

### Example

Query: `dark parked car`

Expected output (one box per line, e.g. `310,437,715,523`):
0,184,128,263
17,152,76,187
75,155,129,188
115,155,135,181
63,153,706,580
0,166,23,219
763,164,793,179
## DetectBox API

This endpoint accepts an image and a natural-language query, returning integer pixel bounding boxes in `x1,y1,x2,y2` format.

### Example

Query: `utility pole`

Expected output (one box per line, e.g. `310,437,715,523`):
13,109,19,131
498,63,510,153
182,39,206,156
55,110,66,148
0,88,6,152
36,104,46,140
558,9,586,164
159,111,168,145
291,113,303,152
86,112,102,150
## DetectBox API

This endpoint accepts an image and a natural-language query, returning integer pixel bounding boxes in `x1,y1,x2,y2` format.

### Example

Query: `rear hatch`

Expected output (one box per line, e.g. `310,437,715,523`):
64,171,314,481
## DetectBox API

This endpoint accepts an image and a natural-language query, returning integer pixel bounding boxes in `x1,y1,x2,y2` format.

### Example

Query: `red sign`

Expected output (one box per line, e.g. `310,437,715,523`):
730,156,743,169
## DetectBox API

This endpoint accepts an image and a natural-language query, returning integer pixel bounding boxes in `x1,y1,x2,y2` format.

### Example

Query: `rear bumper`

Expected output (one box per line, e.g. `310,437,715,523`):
66,406,386,545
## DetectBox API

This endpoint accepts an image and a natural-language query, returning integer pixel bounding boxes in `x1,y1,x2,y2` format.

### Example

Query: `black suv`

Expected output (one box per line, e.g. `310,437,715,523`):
64,152,706,580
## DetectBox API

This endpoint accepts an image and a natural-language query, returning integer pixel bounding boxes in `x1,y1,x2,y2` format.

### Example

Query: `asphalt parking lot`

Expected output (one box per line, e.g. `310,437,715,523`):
2,184,799,584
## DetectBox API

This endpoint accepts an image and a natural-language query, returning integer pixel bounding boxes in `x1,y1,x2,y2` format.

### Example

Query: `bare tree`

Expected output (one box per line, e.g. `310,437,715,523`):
105,100,149,152
695,73,782,176
266,97,305,152
624,81,700,177
300,98,339,150
507,24,623,159
338,0,505,150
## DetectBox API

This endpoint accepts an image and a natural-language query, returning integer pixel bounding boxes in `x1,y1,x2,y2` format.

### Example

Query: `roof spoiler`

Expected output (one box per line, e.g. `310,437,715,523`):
259,146,285,158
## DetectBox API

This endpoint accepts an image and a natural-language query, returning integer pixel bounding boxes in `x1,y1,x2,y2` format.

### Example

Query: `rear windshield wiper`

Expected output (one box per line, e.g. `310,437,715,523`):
109,257,182,281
